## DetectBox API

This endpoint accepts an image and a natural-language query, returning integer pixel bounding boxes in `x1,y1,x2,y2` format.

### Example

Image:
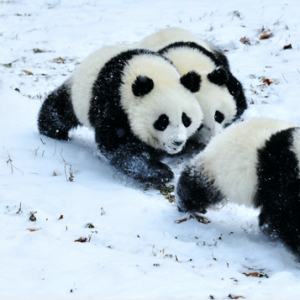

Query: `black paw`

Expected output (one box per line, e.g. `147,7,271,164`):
138,161,174,185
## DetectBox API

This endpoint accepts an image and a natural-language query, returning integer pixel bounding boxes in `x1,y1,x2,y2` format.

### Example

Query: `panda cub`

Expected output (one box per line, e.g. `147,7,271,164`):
38,46,203,184
176,117,300,256
139,27,247,145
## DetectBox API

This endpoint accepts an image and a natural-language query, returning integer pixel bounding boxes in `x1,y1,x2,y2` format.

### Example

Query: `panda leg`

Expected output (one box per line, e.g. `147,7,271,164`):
102,145,174,184
258,202,300,257
176,165,224,213
38,84,80,140
255,128,300,256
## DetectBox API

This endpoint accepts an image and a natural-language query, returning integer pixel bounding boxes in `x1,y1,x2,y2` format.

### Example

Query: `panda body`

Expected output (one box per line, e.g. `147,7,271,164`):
38,46,203,184
139,27,247,144
176,117,300,256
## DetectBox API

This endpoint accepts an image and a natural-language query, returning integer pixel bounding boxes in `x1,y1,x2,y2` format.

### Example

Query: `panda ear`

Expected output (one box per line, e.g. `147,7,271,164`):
180,71,201,93
207,67,228,86
132,75,154,97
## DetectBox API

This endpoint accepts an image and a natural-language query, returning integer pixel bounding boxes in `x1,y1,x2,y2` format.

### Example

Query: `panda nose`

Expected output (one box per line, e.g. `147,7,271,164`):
172,140,184,147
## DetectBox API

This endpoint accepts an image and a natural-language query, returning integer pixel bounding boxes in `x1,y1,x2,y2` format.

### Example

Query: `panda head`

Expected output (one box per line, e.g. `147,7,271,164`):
157,46,237,145
120,53,203,154
196,66,237,144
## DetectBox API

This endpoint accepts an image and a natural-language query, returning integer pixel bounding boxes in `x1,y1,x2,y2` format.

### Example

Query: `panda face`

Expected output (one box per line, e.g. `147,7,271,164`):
152,111,194,154
120,54,203,154
157,47,237,144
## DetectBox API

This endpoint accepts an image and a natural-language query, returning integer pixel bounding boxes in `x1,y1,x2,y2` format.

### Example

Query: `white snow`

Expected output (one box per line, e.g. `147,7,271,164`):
1,0,300,299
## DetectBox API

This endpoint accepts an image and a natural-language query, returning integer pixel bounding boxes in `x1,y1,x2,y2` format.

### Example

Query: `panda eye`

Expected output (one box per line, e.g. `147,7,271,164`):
215,110,225,123
154,114,169,131
182,112,191,128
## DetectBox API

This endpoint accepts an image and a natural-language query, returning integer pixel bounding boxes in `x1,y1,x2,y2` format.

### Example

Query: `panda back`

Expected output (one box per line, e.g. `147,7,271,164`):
139,27,212,52
69,45,131,127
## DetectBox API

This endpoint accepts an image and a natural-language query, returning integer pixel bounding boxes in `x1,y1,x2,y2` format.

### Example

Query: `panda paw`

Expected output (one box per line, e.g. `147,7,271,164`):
137,160,174,185
148,161,174,184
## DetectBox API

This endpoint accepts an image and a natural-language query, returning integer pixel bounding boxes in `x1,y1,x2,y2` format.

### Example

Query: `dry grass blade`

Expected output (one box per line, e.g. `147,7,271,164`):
174,218,188,224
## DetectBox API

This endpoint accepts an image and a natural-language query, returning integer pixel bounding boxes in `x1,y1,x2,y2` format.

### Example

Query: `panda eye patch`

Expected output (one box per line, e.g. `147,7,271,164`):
182,112,191,128
132,75,154,97
154,114,169,131
215,110,225,123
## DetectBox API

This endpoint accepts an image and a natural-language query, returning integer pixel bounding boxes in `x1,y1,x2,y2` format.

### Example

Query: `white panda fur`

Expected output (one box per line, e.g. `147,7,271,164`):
176,117,300,256
69,45,130,128
138,27,247,145
138,27,214,52
38,46,203,184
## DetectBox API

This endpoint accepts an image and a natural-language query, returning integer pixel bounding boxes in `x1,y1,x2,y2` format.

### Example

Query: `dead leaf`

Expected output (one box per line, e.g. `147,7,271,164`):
29,215,36,222
240,37,250,45
22,70,33,75
27,228,41,232
58,215,63,220
195,215,210,224
53,57,66,63
53,171,57,176
283,44,292,50
74,237,87,243
174,218,188,224
263,78,273,85
260,33,273,40
243,272,264,277
229,294,245,299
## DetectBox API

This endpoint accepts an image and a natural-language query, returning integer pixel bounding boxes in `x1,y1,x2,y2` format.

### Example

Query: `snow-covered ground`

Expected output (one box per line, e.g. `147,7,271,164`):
1,0,300,299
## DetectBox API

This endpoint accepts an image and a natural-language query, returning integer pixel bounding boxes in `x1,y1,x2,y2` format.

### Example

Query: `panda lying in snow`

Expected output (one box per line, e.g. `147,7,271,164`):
176,117,300,257
139,27,247,145
38,46,203,184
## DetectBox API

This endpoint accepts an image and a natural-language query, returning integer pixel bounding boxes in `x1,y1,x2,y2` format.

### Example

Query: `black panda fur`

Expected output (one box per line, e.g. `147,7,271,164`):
176,118,300,257
158,41,247,122
38,47,203,185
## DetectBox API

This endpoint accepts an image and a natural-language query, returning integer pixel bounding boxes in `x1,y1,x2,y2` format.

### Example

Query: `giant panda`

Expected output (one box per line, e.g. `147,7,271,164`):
138,27,247,145
176,117,300,257
38,46,203,184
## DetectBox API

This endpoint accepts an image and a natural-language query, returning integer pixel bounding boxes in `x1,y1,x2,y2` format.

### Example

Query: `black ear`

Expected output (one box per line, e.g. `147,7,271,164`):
207,67,228,86
132,76,154,97
180,71,201,93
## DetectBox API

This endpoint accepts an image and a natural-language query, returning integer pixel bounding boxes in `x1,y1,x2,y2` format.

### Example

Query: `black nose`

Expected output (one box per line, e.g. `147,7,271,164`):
172,141,184,146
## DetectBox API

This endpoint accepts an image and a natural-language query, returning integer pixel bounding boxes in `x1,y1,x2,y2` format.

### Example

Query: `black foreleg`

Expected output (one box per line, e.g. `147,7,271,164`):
38,84,80,140
104,146,174,184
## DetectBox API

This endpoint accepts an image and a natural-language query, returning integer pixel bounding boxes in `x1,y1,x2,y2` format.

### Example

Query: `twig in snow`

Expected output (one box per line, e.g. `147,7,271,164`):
60,149,74,182
6,155,23,175
282,73,288,83
33,147,39,158
16,202,23,214
40,138,46,145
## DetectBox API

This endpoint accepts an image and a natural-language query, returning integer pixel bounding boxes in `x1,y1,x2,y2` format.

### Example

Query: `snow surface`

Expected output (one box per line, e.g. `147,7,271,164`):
1,0,300,299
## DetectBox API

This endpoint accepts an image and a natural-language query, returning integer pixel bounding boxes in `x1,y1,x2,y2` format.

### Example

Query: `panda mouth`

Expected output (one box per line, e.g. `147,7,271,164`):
163,143,185,154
